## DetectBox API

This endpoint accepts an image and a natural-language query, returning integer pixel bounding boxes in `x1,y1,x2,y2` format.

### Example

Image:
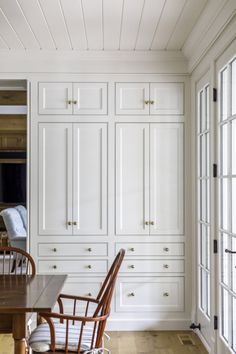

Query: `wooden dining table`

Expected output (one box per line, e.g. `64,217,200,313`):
0,274,67,354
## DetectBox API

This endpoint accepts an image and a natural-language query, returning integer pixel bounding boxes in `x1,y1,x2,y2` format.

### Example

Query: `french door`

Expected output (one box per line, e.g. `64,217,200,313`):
217,53,236,354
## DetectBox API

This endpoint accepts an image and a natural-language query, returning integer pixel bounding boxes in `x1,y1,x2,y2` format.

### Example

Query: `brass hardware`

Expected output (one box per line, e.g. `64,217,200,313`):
87,293,92,297
67,221,72,226
150,100,154,105
130,247,135,252
163,247,169,252
53,248,57,252
129,265,135,269
145,221,149,225
128,292,135,297
163,292,169,297
73,221,77,226
73,100,77,104
150,221,154,225
87,265,92,269
144,100,149,105
163,264,169,269
67,100,72,105
88,248,92,252
53,265,57,269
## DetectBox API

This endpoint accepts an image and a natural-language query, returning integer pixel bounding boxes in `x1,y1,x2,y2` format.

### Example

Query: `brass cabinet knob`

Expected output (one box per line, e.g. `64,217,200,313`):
87,292,92,297
150,100,154,105
128,292,135,297
53,265,57,269
73,100,77,104
163,247,169,252
150,221,154,225
87,265,92,269
73,221,77,226
67,100,72,105
145,221,149,225
67,221,72,226
53,248,57,252
144,100,149,105
163,264,169,269
129,265,135,269
129,247,135,252
163,292,169,297
88,248,92,252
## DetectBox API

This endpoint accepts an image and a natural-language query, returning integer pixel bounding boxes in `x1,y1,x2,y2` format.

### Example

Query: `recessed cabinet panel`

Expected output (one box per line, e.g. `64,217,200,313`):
73,124,108,235
116,124,149,235
150,83,184,115
121,260,184,273
150,124,184,235
116,277,184,312
116,243,185,256
38,83,73,114
38,243,108,257
73,83,107,115
38,260,108,274
116,83,149,115
38,123,73,235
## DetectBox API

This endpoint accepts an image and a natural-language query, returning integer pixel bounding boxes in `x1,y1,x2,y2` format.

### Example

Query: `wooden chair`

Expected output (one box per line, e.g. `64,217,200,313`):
29,249,125,353
0,246,36,275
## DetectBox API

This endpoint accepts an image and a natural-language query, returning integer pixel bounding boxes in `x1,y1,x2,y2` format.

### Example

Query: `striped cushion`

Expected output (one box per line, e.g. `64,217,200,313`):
29,322,95,353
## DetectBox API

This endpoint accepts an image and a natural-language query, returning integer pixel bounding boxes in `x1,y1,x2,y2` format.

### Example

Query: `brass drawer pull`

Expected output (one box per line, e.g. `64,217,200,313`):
150,100,154,105
67,100,72,105
150,221,154,225
145,221,149,225
144,100,149,105
129,247,135,252
87,293,92,297
53,248,57,252
163,292,169,297
163,264,169,269
163,247,169,252
67,221,72,226
73,221,77,226
87,265,92,269
73,100,77,104
128,292,135,297
53,265,57,269
129,265,135,269
88,248,92,252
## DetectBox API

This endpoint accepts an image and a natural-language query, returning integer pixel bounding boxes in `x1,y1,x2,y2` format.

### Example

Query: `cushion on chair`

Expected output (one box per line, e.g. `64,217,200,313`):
14,205,27,230
29,322,95,353
0,208,26,237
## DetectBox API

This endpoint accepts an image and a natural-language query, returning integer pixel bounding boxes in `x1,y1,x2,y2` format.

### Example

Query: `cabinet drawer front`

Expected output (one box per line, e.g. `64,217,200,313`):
116,277,184,312
38,243,108,257
150,83,184,115
63,281,102,299
38,260,107,274
116,243,184,256
121,260,184,273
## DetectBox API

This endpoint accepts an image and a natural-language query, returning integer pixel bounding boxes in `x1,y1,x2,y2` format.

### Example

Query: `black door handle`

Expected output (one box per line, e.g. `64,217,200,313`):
225,249,236,254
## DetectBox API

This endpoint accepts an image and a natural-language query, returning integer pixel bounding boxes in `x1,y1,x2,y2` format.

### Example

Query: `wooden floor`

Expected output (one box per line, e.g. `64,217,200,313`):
0,331,208,354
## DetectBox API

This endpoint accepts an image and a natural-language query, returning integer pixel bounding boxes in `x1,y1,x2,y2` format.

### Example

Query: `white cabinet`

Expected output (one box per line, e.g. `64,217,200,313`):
116,123,184,235
38,82,108,115
115,82,184,115
38,123,107,236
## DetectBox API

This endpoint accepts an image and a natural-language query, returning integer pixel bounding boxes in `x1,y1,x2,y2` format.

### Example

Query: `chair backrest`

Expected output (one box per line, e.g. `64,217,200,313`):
0,246,36,275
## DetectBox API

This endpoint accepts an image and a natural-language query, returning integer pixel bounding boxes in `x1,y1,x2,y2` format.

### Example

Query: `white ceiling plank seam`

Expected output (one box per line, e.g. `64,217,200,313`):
0,32,9,49
149,0,166,50
81,0,89,50
118,0,125,50
0,6,25,49
133,0,146,50
102,0,104,50
58,0,73,50
37,0,57,49
15,0,41,49
165,0,188,50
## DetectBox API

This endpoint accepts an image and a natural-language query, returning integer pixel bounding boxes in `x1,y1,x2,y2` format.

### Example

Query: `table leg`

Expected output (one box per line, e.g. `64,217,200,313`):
12,313,26,354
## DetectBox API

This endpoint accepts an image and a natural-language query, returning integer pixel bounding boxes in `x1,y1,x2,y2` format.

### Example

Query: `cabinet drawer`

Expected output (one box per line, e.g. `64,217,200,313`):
116,243,184,256
63,280,102,299
116,277,184,312
121,260,184,273
38,260,107,274
38,243,108,257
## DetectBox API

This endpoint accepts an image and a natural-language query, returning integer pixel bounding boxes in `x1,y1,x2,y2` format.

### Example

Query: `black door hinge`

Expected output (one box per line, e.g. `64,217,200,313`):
214,316,218,330
213,163,217,177
213,240,218,254
213,88,217,102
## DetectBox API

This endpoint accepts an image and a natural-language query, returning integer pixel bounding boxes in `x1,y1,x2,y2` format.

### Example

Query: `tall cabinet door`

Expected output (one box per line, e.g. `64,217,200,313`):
73,123,108,235
150,123,184,235
38,123,73,235
116,124,149,235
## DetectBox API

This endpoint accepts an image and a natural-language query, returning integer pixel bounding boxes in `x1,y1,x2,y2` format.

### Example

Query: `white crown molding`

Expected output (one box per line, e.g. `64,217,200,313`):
183,0,236,72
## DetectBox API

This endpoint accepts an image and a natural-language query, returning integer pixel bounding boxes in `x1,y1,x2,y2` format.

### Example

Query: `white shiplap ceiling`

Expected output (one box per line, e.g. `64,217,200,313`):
0,0,208,51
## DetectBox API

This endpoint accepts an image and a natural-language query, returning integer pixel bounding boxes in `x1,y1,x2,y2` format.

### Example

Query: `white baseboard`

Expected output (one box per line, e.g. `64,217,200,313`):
106,318,191,331
195,329,211,353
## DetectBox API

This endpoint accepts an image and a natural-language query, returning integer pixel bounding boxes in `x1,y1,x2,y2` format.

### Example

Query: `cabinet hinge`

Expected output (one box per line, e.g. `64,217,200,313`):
213,88,217,102
213,240,218,254
213,163,217,178
214,315,218,330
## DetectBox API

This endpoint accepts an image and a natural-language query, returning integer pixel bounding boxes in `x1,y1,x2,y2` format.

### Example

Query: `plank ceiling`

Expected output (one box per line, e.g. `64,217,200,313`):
0,0,208,51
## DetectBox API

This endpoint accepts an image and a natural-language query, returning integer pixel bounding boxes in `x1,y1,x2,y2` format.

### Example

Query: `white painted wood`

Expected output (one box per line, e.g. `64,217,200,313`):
17,0,55,49
116,277,184,312
103,0,123,50
38,82,73,114
0,8,24,49
38,259,107,274
73,83,107,115
115,83,149,115
150,83,184,115
38,243,108,257
0,35,8,49
73,123,107,235
58,0,87,50
135,0,165,50
38,0,71,49
63,280,102,299
38,123,73,235
121,260,184,273
116,124,149,235
151,0,186,50
81,0,103,50
150,123,184,235
116,243,185,256
119,0,144,50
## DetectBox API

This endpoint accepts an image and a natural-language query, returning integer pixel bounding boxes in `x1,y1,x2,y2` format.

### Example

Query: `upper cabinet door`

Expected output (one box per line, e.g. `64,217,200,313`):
38,123,73,235
150,123,184,235
116,123,149,235
73,83,108,115
116,83,149,115
38,83,73,115
73,123,108,235
150,83,184,115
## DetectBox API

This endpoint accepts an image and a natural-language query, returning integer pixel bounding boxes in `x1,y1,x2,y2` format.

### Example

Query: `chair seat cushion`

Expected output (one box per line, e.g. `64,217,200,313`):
0,208,26,237
29,322,94,353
